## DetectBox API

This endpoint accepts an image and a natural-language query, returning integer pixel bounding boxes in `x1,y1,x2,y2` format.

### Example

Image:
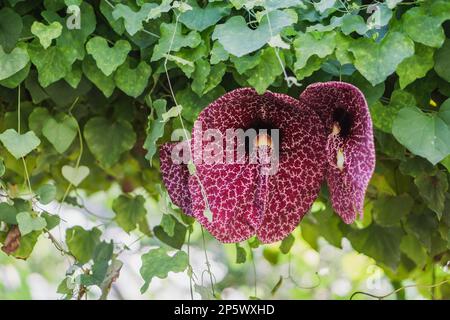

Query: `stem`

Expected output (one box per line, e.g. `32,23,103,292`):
187,230,194,300
349,280,450,300
249,244,257,298
201,227,215,297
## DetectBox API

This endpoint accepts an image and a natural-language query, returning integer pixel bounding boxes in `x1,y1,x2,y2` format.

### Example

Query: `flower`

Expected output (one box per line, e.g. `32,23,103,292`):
160,82,375,243
160,88,327,243
299,82,375,223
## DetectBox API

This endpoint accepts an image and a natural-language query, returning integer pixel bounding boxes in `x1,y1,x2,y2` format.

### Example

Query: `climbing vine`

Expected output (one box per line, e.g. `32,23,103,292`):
0,0,449,299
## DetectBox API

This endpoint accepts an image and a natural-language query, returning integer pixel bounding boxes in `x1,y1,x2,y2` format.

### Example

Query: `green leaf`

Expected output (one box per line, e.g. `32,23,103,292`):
0,129,41,159
28,107,51,135
84,117,136,168
179,1,230,32
176,86,225,122
279,234,295,254
36,184,57,205
246,47,283,94
112,195,147,233
203,62,226,94
31,21,62,49
27,41,72,87
191,59,210,96
160,214,176,237
43,2,96,64
314,0,336,14
12,231,41,260
0,46,29,81
392,100,450,164
349,32,414,86
86,37,131,76
293,31,336,70
397,44,435,89
235,243,247,264
415,171,448,219
151,23,202,61
347,223,403,270
16,212,47,236
0,8,22,52
140,248,188,293
144,99,167,163
64,63,82,88
42,115,78,153
404,212,439,252
341,14,368,35
82,56,115,97
434,38,450,82
146,0,172,20
212,10,295,57
114,59,151,98
41,212,60,230
154,218,187,250
370,89,416,133
65,226,101,263
112,3,157,36
372,194,414,226
400,234,428,268
210,41,229,65
0,157,4,177
80,241,114,286
402,2,450,48
61,165,90,187
0,203,17,224
99,0,125,35
0,61,30,88
162,105,183,122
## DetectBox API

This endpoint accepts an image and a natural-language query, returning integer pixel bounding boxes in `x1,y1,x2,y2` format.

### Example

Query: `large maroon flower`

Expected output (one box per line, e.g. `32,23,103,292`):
160,88,326,243
299,82,375,223
159,82,375,243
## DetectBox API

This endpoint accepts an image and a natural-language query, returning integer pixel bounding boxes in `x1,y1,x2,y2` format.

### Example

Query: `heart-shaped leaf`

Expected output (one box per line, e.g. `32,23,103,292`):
36,184,57,205
83,117,136,168
62,165,90,186
349,32,414,85
0,46,29,80
392,99,450,164
114,59,151,98
31,21,63,49
212,10,295,57
0,129,41,159
16,212,47,236
86,36,131,76
42,115,78,153
0,7,23,52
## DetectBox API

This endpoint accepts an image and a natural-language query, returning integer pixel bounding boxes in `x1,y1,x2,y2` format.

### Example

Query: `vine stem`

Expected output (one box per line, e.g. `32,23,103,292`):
201,227,215,297
187,230,194,300
349,279,450,300
248,244,258,298
58,97,83,212
162,6,211,214
263,3,298,88
17,85,33,195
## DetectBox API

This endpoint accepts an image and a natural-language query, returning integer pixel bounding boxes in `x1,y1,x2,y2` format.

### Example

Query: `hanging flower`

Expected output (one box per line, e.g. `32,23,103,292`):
160,82,375,243
299,82,375,223
160,88,327,243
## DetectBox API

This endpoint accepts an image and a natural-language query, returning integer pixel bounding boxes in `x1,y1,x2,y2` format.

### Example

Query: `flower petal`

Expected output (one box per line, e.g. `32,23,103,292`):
299,81,375,223
256,92,327,243
188,88,264,242
159,142,193,216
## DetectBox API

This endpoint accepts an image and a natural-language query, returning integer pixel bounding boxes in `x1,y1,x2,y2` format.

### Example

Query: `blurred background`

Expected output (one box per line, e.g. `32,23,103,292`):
1,186,443,300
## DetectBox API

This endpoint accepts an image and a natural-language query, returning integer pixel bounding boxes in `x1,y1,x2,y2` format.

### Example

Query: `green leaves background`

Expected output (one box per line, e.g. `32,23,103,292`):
0,0,450,299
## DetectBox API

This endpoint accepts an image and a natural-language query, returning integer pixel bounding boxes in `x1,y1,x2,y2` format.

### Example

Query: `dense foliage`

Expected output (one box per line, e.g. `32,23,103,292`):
0,0,449,299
